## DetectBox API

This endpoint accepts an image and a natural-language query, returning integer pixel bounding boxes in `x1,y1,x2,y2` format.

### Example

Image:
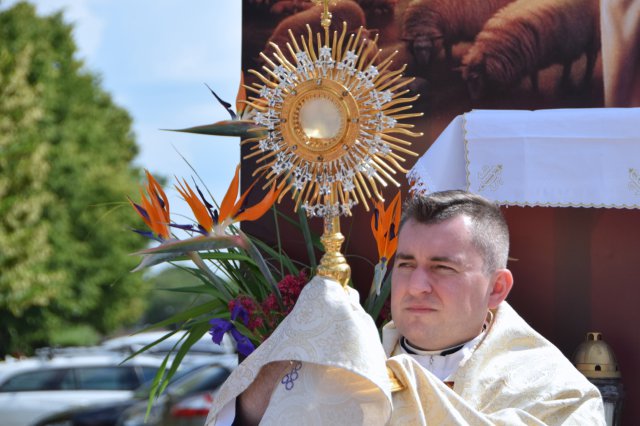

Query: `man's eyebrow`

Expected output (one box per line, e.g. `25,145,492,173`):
431,255,455,262
395,252,414,260
396,253,463,265
430,255,464,265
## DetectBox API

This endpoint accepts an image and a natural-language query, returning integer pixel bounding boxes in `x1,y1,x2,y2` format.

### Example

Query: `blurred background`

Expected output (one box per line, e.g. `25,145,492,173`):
0,0,242,355
0,1,243,424
2,0,637,424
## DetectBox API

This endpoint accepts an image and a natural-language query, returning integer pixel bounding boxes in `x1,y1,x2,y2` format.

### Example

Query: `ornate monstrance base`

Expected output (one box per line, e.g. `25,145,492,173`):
317,215,351,287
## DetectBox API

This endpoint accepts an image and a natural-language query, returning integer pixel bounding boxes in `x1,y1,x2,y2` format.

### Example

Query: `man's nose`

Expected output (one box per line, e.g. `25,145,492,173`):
408,268,433,294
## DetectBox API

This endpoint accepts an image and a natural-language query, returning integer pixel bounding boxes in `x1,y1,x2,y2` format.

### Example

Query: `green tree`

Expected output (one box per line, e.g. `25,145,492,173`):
139,268,206,327
0,1,150,356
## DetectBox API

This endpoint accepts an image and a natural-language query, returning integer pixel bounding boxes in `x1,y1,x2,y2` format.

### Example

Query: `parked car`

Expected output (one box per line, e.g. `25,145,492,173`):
35,399,135,426
0,353,165,426
34,363,232,426
118,363,231,426
99,330,237,370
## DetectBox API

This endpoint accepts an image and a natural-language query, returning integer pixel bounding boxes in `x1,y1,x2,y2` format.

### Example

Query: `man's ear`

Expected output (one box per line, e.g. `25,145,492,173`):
487,269,513,309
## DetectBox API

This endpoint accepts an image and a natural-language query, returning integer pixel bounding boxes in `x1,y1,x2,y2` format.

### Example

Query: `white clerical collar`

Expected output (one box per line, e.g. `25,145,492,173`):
401,337,466,356
401,311,492,357
397,312,493,381
399,331,486,382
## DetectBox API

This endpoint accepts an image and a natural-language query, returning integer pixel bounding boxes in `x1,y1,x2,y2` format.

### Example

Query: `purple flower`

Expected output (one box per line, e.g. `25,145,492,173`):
231,328,255,356
209,318,233,344
231,303,249,326
209,317,256,357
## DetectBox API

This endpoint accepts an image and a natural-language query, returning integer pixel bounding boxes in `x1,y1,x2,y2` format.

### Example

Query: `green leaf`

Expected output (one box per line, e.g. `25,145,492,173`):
367,271,392,320
240,231,283,309
297,207,318,269
272,207,285,278
121,329,184,364
131,252,180,272
250,237,298,276
144,349,174,420
156,323,211,396
372,262,388,296
136,300,226,332
135,234,248,255
198,251,256,264
175,260,239,296
160,285,221,295
231,320,261,345
275,208,322,252
164,119,266,139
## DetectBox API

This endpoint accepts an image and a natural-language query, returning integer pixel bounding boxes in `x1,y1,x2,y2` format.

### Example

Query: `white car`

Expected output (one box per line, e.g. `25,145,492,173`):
99,329,238,370
0,352,165,426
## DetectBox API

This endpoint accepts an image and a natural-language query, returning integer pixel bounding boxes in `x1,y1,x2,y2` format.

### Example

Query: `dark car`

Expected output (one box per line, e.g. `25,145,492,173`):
35,363,231,426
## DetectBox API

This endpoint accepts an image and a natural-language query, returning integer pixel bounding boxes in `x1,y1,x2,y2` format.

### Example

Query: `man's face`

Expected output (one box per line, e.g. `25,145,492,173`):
391,215,497,350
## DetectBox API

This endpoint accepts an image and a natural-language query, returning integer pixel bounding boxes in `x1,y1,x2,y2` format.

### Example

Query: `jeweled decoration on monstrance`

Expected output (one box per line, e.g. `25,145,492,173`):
242,1,421,219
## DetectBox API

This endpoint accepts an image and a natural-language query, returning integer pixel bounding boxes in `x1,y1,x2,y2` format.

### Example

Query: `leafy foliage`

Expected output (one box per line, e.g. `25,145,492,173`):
139,268,207,326
129,166,396,413
0,2,150,356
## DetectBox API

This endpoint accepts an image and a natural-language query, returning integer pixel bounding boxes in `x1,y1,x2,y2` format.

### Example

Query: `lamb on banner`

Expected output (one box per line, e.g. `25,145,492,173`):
401,0,517,67
461,0,600,100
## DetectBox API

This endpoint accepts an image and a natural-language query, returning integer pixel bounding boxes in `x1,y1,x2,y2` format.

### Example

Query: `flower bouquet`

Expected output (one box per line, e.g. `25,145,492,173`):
127,154,400,401
127,3,417,397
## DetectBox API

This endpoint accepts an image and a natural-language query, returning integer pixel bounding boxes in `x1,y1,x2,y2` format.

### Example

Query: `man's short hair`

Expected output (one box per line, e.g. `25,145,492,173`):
400,190,510,273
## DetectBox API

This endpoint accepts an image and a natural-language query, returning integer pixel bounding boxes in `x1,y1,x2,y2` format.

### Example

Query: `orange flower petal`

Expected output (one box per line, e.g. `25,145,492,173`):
384,192,402,259
138,190,155,229
229,177,263,220
235,182,280,223
145,170,170,223
175,179,213,233
141,189,169,239
131,173,171,240
371,201,386,258
371,191,402,260
129,196,152,230
219,164,241,222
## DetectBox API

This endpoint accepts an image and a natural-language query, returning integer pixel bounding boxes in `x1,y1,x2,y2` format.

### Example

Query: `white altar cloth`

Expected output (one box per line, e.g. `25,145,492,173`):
408,108,640,208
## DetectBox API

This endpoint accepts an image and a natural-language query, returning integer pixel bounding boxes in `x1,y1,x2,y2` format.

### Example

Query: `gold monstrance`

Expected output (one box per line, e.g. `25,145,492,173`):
242,0,422,286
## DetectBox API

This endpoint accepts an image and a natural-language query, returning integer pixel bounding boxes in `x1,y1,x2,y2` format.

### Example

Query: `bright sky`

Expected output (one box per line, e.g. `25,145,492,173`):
5,0,243,224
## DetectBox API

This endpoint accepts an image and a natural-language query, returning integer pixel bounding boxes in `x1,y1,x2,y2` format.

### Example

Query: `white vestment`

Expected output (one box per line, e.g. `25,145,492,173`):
384,303,605,425
206,277,605,425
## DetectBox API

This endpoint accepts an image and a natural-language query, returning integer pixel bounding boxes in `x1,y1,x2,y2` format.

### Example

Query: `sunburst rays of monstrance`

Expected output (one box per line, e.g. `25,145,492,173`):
242,0,422,286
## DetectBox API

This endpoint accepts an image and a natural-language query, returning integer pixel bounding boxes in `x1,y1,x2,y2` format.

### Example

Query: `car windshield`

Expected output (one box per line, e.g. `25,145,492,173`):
0,369,68,391
0,366,149,392
146,338,228,354
132,364,231,398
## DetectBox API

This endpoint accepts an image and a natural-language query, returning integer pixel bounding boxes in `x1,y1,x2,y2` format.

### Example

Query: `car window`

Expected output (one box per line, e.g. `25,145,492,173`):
75,367,139,390
59,369,76,390
169,365,231,396
132,367,193,398
193,366,231,392
139,366,159,384
0,366,153,392
0,369,69,391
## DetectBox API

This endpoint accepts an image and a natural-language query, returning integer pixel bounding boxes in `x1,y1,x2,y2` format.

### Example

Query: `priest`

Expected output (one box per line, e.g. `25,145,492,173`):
207,190,605,425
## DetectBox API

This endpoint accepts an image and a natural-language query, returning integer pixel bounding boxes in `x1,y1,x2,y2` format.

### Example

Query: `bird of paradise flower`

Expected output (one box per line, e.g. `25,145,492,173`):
127,165,299,407
129,165,283,304
167,73,264,140
363,191,401,317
